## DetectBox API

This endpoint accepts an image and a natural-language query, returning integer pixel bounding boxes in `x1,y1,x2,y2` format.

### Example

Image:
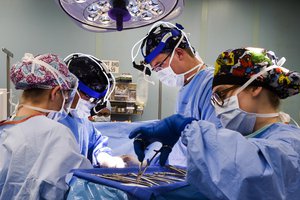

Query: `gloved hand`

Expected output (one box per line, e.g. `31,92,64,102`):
97,152,126,168
129,114,195,166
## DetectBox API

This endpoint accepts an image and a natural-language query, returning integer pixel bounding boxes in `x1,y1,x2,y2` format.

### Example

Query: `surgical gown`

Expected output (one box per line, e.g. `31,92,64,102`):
168,67,222,166
0,115,92,200
182,120,300,200
59,115,111,166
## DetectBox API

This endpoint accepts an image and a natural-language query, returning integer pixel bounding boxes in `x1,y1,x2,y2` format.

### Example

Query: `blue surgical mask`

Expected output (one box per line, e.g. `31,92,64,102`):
214,93,279,136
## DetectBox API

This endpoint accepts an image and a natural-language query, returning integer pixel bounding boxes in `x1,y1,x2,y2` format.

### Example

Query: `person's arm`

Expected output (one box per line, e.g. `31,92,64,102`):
90,124,126,168
182,121,300,200
129,114,195,166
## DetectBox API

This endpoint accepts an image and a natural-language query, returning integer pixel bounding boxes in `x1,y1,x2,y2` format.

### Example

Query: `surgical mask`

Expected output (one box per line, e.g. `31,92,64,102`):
213,58,287,135
214,95,279,135
70,96,95,119
156,33,202,87
156,63,201,87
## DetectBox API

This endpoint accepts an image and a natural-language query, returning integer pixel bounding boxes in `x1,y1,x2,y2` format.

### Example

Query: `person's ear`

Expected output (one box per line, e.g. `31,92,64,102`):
174,48,184,61
251,86,263,97
50,86,61,101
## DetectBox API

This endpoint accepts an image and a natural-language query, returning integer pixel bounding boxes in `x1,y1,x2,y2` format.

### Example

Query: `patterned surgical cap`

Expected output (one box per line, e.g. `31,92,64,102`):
10,53,77,90
212,47,300,99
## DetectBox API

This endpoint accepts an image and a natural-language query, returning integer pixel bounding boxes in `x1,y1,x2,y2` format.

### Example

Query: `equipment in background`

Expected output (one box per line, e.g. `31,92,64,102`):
109,73,144,122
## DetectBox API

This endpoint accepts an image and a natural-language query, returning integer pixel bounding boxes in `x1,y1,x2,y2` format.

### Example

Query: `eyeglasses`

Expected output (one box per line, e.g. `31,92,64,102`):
211,85,240,107
152,52,172,72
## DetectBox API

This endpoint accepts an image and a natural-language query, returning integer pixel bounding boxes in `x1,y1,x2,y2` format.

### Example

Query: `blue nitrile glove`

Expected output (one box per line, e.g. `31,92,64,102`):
129,114,195,166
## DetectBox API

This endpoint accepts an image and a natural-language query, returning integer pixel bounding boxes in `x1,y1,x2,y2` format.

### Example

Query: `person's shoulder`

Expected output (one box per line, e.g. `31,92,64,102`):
267,123,300,138
194,66,214,79
271,123,300,131
28,115,73,134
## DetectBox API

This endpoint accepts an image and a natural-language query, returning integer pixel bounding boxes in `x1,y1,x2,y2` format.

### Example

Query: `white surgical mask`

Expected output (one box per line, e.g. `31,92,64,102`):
157,64,201,87
156,32,203,87
70,94,95,119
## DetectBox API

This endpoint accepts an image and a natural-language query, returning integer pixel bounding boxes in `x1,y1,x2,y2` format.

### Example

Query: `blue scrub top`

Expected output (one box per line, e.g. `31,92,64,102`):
168,67,222,166
59,115,111,166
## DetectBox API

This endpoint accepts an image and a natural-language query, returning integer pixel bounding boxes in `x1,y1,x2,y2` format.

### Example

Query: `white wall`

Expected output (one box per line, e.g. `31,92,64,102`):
1,0,300,123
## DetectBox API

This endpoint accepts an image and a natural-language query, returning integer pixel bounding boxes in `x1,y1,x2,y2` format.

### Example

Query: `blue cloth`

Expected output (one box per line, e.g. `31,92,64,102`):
169,67,222,166
94,121,161,158
182,120,300,200
59,115,111,166
0,115,92,200
66,167,208,200
176,67,221,124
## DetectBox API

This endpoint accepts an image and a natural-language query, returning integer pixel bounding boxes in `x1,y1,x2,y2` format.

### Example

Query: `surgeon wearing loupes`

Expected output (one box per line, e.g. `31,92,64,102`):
130,47,300,199
60,53,133,168
132,21,222,166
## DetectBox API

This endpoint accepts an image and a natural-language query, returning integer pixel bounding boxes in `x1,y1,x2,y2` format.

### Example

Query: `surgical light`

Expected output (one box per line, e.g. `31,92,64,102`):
56,0,185,32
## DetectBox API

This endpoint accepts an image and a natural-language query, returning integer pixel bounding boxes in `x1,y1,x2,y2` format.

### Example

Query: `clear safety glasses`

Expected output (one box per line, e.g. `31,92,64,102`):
211,85,240,107
152,52,172,72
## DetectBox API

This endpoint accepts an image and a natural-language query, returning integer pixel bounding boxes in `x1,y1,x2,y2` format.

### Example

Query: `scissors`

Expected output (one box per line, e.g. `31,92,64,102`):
136,145,170,182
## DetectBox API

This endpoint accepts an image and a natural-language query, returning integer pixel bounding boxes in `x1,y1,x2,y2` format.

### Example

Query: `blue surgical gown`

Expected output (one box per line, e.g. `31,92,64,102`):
182,120,300,200
59,115,111,166
0,115,92,200
168,67,222,166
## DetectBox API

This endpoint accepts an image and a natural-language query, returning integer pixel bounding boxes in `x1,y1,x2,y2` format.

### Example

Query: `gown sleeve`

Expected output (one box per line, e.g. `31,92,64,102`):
181,120,300,200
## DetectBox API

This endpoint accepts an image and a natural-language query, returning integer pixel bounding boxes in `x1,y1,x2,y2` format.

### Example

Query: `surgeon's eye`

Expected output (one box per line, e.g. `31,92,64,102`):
152,52,171,72
211,85,240,107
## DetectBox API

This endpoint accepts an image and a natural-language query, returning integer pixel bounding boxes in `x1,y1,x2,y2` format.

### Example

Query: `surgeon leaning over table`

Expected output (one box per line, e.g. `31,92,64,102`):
130,47,300,199
60,53,136,168
131,21,222,166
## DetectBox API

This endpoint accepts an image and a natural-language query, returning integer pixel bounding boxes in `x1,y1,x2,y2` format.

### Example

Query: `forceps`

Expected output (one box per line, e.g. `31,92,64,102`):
136,147,164,182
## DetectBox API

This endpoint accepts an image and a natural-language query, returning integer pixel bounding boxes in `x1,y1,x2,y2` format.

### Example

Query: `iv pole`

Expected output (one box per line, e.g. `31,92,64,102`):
2,48,14,117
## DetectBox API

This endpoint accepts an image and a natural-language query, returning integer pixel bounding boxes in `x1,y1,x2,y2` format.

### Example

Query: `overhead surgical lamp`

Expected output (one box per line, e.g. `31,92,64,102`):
56,0,185,32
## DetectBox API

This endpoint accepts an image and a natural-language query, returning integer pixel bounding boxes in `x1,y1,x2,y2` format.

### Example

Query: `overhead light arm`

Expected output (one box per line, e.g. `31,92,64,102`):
108,0,131,31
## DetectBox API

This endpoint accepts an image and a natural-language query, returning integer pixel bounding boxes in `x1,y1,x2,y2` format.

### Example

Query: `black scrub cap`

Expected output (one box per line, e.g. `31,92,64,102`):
64,53,110,93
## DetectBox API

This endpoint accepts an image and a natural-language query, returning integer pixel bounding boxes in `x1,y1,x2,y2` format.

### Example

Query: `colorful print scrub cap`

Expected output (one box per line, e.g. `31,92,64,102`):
212,47,300,99
11,53,77,90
